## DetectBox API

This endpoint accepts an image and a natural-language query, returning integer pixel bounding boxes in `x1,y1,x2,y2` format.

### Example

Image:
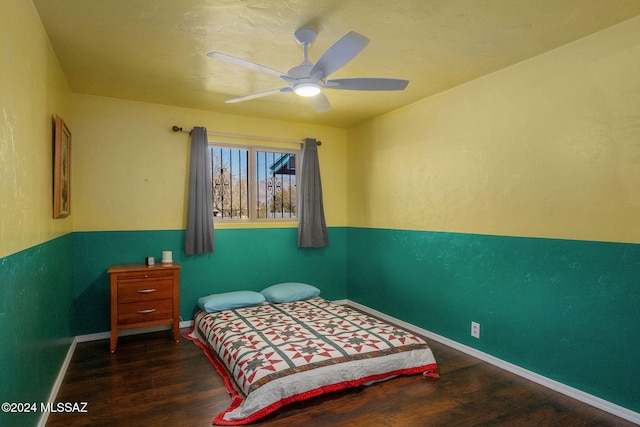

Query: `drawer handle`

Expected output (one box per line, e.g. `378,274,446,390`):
137,309,157,314
137,288,157,294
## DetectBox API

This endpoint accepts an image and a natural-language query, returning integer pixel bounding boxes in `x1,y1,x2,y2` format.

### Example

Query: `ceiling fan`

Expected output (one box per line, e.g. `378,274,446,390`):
207,28,409,113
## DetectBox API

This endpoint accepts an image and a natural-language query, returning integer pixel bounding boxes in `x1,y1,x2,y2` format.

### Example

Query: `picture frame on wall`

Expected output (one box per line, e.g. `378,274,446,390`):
53,115,71,218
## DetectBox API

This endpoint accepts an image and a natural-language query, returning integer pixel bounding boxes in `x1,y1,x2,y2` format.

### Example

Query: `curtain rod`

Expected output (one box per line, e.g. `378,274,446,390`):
171,126,320,145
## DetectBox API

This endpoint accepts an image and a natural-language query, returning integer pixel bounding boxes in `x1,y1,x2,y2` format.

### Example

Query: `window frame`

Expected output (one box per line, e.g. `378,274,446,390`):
208,141,300,224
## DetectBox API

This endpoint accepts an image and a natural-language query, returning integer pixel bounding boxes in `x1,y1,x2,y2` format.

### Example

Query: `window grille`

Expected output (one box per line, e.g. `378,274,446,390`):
209,145,297,221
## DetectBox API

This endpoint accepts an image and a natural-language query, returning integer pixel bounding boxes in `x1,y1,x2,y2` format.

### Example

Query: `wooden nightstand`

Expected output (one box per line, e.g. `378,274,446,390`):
108,263,181,352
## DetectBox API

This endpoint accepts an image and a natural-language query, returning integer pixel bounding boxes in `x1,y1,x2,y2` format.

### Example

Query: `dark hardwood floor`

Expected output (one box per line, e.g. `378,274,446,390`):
47,329,635,427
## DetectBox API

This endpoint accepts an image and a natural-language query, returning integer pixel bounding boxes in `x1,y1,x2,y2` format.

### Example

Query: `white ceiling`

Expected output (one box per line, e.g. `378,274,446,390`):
33,0,640,128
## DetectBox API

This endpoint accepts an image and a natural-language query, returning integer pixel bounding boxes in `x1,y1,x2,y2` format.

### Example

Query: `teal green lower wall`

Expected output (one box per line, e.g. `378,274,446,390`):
4,227,635,424
0,234,74,427
72,227,348,336
346,227,640,413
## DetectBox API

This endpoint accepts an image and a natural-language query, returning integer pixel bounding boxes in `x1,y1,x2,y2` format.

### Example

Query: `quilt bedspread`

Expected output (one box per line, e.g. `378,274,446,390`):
186,297,438,425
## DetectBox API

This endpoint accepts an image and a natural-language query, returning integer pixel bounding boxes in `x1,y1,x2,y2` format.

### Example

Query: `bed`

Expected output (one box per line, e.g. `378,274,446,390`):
186,289,438,425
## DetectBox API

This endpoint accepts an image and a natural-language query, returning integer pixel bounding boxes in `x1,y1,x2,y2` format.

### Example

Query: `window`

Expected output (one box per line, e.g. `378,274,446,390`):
209,144,298,221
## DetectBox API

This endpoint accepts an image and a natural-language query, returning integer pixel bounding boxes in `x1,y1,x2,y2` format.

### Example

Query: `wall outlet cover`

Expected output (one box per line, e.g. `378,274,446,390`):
471,321,480,338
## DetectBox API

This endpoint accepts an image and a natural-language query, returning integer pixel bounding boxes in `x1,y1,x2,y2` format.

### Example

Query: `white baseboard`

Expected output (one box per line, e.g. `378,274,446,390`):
76,320,194,343
346,299,640,425
38,337,77,427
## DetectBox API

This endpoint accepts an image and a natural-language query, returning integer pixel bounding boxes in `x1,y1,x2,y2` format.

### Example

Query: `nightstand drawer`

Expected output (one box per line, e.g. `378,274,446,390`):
116,270,174,281
117,299,173,324
117,279,173,303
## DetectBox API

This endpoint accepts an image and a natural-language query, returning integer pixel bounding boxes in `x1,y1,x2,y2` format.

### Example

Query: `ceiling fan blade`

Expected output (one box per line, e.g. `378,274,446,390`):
310,31,370,79
325,77,409,91
308,93,331,113
226,87,293,103
208,52,286,79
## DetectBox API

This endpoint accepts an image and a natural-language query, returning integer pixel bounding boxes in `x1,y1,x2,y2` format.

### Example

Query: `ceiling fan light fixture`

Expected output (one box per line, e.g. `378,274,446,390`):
294,83,321,97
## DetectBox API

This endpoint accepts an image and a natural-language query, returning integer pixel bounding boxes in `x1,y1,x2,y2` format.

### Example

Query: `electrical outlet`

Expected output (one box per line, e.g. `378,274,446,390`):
471,321,480,339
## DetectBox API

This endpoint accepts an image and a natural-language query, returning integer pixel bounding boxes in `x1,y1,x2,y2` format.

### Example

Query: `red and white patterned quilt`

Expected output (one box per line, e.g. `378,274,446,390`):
186,297,438,425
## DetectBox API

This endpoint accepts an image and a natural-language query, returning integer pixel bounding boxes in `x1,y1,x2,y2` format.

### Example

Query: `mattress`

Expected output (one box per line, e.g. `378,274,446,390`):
186,297,438,425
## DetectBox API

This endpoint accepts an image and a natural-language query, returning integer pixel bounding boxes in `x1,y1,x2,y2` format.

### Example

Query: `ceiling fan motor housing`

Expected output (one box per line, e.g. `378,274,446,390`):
294,28,317,46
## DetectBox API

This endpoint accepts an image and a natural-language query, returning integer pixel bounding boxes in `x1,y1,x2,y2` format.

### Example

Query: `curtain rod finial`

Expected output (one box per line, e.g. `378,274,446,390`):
172,126,183,132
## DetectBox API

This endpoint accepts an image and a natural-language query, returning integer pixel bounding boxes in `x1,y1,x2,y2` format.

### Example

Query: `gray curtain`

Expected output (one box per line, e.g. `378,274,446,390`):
184,127,214,254
297,138,328,248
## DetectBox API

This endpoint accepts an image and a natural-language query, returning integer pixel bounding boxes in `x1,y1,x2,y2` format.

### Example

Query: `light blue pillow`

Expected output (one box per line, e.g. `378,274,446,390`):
197,291,265,313
260,282,320,303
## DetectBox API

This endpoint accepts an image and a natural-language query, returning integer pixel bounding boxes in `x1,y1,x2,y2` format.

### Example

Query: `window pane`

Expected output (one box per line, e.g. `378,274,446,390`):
210,147,248,219
256,151,296,219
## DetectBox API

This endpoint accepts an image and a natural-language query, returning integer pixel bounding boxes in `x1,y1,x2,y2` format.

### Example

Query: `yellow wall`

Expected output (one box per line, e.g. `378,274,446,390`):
0,0,72,258
71,94,347,231
348,16,640,244
5,1,637,248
